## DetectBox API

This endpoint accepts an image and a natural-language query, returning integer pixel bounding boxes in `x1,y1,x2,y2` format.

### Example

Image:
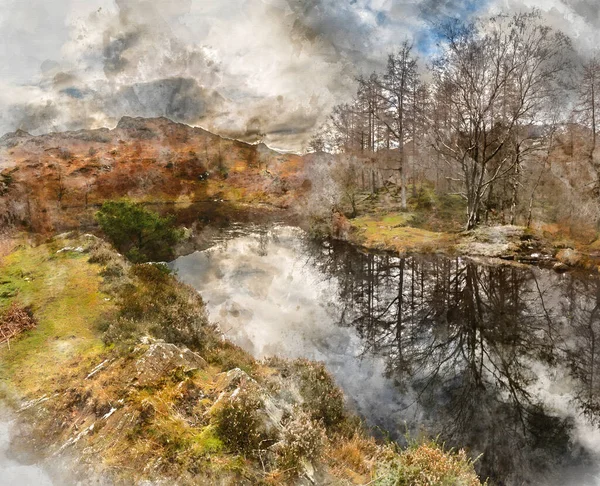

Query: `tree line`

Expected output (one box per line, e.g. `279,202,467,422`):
310,11,600,231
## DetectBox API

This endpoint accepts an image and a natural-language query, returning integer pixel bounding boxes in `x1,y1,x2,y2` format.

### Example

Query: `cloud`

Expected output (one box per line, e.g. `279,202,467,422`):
490,0,600,53
104,77,223,123
0,0,599,151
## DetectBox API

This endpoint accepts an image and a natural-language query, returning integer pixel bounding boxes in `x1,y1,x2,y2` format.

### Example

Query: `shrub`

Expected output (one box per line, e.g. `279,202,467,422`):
376,441,483,486
102,316,147,345
211,382,270,455
204,341,256,375
112,264,210,349
413,186,435,210
295,360,346,429
95,201,183,262
274,410,326,473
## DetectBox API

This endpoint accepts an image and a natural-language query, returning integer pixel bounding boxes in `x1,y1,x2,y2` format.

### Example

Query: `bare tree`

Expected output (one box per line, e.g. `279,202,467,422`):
575,52,600,163
84,180,95,209
430,12,571,229
55,164,67,209
356,42,420,208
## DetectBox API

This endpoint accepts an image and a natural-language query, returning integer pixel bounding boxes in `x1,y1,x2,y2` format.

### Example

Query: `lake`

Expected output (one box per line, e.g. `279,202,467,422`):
172,224,600,486
0,415,54,486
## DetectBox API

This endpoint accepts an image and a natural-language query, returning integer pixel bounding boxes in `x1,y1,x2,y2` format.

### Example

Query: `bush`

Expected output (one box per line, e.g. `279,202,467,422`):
413,186,435,210
295,360,346,429
107,263,210,349
274,410,326,473
211,382,270,455
95,201,183,263
376,441,483,486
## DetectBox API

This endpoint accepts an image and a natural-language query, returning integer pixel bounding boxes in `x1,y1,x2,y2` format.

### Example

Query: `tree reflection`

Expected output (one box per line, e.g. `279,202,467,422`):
564,277,600,424
303,239,599,484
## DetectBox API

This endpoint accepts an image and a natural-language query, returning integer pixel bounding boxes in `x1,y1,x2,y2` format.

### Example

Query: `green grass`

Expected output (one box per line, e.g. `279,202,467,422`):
350,213,455,253
0,240,112,396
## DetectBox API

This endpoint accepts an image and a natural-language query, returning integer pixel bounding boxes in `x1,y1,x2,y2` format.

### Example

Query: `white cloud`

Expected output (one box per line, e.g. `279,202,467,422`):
0,0,599,150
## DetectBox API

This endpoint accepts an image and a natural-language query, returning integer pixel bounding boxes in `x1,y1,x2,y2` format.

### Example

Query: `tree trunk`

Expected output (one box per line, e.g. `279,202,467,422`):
399,150,407,210
371,168,376,194
592,78,596,161
509,150,521,225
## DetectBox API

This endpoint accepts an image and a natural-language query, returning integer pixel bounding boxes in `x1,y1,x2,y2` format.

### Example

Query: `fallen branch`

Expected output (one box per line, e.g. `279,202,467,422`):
0,303,36,346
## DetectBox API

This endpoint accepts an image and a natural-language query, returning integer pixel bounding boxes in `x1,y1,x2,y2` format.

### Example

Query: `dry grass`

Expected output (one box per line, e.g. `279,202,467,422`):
0,235,483,486
350,213,457,253
0,302,36,346
327,433,383,483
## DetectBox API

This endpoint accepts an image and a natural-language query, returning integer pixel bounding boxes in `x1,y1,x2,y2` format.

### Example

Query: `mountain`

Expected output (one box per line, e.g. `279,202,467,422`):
0,117,307,232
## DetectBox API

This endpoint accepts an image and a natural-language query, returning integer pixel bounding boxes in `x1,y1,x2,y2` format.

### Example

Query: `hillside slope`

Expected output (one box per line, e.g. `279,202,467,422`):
0,234,482,485
0,117,307,233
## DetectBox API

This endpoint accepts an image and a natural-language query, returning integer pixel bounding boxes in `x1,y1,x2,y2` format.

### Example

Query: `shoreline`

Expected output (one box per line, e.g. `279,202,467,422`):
321,210,600,273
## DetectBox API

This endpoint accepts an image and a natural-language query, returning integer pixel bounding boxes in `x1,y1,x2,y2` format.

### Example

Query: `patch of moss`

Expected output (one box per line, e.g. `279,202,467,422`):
350,214,454,253
191,426,224,455
0,241,111,396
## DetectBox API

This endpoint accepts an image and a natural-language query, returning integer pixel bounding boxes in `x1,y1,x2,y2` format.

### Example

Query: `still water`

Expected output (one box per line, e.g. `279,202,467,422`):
0,417,53,485
172,224,600,486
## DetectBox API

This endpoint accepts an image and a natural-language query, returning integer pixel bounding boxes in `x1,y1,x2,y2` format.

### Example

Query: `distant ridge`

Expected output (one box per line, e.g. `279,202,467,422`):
0,116,289,155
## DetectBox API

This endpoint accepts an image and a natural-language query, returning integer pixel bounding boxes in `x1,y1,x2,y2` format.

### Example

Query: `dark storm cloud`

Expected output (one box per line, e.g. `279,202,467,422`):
102,30,142,77
0,0,599,151
219,101,320,144
105,77,223,124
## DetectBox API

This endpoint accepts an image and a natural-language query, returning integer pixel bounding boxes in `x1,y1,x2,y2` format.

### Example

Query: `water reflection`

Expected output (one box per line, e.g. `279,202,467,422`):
0,417,54,486
308,240,600,484
172,226,600,485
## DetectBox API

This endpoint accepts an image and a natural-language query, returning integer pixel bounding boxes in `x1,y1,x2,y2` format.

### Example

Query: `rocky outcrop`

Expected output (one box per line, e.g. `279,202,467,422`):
555,248,583,267
134,341,207,386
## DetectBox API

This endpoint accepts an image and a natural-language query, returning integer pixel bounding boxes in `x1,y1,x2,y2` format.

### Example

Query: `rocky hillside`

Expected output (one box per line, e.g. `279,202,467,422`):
0,234,482,485
0,117,308,233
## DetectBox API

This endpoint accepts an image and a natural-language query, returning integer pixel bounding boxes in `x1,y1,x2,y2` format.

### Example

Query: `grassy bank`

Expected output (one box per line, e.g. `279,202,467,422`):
321,183,600,271
0,233,484,485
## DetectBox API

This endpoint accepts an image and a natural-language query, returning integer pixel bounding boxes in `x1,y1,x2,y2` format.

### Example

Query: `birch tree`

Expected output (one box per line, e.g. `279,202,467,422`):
575,53,600,162
431,12,571,229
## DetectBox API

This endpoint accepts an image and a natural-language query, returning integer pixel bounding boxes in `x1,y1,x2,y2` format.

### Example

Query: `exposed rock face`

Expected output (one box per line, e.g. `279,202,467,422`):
134,342,207,386
0,116,307,233
458,225,524,257
555,248,583,267
457,225,555,264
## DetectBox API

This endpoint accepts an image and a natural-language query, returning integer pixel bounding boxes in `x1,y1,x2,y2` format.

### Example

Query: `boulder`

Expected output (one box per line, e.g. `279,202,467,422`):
134,342,207,386
553,262,570,273
555,248,582,267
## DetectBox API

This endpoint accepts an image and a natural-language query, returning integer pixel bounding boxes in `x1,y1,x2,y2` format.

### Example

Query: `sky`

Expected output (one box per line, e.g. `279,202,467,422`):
0,0,599,152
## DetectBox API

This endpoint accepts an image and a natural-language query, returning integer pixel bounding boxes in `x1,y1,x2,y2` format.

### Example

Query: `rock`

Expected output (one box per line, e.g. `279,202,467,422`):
555,248,582,267
56,246,85,254
214,368,288,434
134,343,207,386
553,262,570,273
217,368,256,392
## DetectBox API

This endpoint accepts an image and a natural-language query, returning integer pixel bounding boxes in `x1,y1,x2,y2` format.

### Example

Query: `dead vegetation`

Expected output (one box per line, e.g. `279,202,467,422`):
0,235,484,485
0,117,309,234
0,302,36,348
